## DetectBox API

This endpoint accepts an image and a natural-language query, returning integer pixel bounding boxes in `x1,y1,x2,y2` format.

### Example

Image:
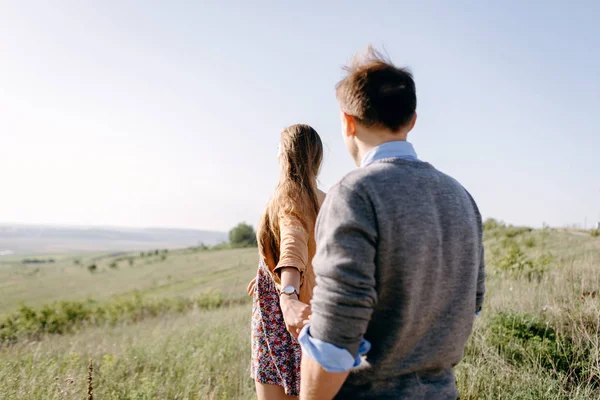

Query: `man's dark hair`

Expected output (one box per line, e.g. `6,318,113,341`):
336,46,417,132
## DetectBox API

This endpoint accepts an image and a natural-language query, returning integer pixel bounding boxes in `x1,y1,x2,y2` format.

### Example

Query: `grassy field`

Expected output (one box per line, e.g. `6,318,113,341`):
1,225,599,399
0,248,257,316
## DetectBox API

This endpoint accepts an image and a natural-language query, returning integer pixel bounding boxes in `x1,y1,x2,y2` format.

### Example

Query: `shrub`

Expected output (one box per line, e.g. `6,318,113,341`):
504,226,533,238
0,301,93,342
483,218,505,231
128,258,135,267
523,237,537,248
495,244,551,282
488,312,593,385
489,312,565,368
87,264,97,273
229,223,257,248
591,229,600,238
0,292,240,345
109,261,118,269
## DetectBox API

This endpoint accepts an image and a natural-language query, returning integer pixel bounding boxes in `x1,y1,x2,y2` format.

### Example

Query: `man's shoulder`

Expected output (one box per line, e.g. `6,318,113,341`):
330,161,480,211
335,167,376,189
333,160,444,193
326,166,384,204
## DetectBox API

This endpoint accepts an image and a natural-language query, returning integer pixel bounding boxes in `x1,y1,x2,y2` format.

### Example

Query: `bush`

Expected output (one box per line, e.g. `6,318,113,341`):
87,264,97,273
109,261,118,269
0,292,242,345
488,312,593,385
229,223,257,248
494,243,551,282
0,301,94,342
483,218,505,231
489,312,565,369
504,226,533,238
523,237,537,248
591,229,600,238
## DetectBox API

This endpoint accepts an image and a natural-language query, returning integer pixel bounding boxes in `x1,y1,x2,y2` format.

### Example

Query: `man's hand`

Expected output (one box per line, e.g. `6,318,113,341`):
247,276,257,296
280,295,311,339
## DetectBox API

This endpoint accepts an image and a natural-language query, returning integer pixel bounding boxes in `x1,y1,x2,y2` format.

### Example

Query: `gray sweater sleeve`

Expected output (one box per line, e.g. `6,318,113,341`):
476,241,486,313
466,189,485,313
309,183,378,357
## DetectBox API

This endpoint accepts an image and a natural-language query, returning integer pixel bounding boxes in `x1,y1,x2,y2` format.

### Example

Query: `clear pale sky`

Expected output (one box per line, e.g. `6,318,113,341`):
1,1,598,231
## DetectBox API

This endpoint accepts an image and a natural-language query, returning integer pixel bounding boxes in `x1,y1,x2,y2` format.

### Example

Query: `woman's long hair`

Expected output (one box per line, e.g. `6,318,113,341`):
257,124,323,267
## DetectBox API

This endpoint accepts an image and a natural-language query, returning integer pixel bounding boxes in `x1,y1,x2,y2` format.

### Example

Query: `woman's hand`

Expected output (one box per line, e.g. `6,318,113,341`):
247,276,257,296
280,295,311,339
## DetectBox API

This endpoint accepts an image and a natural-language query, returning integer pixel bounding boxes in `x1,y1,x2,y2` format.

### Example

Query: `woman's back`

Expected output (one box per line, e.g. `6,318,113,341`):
261,189,325,303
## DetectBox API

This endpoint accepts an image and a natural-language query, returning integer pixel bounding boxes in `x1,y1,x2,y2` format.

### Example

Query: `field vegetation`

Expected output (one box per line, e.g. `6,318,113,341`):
1,222,599,399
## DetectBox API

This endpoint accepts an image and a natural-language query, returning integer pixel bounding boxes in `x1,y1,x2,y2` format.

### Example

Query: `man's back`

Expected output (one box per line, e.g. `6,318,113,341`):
310,158,485,399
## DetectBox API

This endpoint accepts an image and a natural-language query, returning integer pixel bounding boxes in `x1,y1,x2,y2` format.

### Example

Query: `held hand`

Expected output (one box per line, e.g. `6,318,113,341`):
247,276,257,296
280,295,311,339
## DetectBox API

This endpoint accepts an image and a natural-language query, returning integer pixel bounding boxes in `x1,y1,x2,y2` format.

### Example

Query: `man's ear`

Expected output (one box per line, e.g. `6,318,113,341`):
342,112,357,137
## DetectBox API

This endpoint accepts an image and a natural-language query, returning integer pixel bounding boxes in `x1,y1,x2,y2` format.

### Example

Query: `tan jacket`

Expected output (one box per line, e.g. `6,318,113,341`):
263,191,325,304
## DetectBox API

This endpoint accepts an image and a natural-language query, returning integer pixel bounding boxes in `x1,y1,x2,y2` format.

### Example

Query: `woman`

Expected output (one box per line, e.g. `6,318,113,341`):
248,124,325,399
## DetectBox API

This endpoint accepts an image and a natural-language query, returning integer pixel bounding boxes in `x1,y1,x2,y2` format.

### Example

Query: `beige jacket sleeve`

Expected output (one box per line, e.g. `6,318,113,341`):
274,211,309,276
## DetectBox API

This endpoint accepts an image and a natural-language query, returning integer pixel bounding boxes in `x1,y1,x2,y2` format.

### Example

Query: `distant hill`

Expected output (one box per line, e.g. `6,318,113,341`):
0,224,227,255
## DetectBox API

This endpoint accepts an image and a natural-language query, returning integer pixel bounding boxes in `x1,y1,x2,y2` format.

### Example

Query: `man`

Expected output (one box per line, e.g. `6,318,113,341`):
298,48,485,399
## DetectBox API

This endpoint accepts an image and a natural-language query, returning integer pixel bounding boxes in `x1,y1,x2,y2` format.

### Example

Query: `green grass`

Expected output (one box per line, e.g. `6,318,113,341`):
453,223,600,399
1,226,599,399
0,305,255,399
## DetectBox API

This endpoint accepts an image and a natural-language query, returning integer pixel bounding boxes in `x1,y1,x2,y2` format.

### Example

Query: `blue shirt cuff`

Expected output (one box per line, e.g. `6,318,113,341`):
298,324,371,373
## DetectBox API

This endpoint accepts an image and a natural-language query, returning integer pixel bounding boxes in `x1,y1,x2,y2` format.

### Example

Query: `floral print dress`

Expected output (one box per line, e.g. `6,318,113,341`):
251,260,301,396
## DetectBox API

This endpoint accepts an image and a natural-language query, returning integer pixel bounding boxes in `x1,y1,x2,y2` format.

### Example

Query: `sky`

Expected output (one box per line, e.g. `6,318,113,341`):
1,1,599,232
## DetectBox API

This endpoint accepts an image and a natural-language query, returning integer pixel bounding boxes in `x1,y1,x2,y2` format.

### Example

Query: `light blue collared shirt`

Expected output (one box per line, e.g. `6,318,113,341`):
298,325,371,373
360,140,418,167
298,141,420,373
